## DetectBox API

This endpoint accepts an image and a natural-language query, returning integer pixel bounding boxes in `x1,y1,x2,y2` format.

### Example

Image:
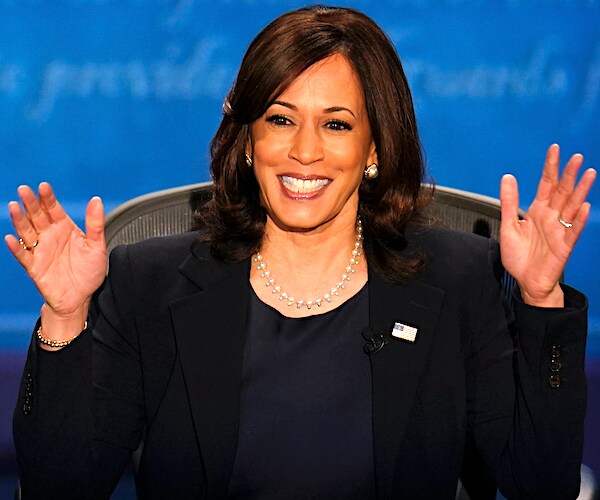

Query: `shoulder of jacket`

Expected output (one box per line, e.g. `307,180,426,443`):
407,223,494,257
405,223,503,287
107,231,207,272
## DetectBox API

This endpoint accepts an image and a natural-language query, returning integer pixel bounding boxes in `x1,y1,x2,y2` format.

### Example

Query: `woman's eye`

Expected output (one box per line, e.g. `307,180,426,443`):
326,120,352,131
266,115,291,126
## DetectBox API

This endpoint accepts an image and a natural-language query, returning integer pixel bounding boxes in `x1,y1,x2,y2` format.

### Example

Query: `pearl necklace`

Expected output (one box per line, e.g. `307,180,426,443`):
253,217,363,310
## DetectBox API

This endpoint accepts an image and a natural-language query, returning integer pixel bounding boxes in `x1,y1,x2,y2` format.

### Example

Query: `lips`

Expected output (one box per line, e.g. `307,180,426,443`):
279,175,331,194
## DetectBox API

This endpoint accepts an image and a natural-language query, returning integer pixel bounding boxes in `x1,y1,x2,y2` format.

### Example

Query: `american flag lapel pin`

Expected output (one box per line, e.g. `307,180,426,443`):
391,322,419,343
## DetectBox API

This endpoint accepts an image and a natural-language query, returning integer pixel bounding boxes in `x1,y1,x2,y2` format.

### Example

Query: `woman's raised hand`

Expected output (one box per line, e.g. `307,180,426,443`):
5,182,107,334
500,144,596,307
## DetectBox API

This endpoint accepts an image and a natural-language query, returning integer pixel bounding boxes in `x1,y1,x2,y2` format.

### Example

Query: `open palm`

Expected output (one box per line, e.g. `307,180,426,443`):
5,182,107,318
500,145,596,307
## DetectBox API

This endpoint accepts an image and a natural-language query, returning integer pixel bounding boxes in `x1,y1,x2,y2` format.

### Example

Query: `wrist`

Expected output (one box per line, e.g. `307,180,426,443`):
39,302,89,347
520,283,564,308
37,320,87,350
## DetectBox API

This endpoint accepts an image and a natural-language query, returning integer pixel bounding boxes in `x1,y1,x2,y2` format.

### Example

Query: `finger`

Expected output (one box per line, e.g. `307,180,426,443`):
560,168,597,223
564,202,591,249
38,182,69,224
17,184,51,234
500,174,520,231
535,144,560,203
549,153,584,213
4,234,34,269
8,199,38,248
84,196,105,243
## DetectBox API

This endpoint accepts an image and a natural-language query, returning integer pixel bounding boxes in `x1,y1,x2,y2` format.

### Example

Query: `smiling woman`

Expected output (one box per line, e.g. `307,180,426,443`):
7,4,596,499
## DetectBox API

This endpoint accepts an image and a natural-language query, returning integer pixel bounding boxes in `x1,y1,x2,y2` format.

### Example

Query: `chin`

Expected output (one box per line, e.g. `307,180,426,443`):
268,213,325,232
267,203,353,233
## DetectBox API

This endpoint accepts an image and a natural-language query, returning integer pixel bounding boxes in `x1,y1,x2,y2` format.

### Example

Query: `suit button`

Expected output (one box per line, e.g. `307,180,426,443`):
549,375,561,388
550,360,562,372
551,345,561,358
23,403,31,415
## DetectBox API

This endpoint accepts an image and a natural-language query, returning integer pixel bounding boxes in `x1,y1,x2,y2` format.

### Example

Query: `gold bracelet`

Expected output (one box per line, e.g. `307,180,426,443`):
37,321,88,348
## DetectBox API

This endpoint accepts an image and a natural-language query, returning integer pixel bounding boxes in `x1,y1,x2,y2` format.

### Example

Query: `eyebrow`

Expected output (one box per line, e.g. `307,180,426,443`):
271,100,356,119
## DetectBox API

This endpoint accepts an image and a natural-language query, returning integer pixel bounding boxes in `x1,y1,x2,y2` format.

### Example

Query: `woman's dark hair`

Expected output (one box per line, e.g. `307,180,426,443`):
197,4,429,281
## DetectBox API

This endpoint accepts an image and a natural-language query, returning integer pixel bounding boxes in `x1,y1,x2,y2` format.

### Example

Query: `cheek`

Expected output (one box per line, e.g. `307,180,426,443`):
331,136,372,166
252,138,287,167
252,162,281,206
350,168,365,193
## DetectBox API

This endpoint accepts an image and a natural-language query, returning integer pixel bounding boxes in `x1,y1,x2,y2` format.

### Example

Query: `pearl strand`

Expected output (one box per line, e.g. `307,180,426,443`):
253,217,363,310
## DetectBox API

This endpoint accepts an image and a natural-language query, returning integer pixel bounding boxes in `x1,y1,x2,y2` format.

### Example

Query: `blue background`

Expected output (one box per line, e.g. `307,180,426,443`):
1,0,599,490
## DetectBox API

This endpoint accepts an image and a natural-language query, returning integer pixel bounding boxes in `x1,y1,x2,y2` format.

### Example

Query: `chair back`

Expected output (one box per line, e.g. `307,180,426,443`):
104,181,213,253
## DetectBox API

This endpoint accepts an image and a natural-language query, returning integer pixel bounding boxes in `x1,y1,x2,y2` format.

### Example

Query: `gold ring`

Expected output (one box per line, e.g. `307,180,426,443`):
558,216,573,229
18,238,39,251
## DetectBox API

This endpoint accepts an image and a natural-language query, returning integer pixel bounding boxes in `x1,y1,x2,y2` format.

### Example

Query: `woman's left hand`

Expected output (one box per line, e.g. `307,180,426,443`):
499,144,596,307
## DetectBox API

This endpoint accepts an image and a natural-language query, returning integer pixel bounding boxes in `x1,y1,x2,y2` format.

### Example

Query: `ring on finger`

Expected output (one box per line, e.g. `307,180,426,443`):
558,216,573,229
18,238,39,251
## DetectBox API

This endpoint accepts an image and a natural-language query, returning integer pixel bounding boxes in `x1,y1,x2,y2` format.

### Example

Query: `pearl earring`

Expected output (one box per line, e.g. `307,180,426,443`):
364,163,378,180
245,154,253,167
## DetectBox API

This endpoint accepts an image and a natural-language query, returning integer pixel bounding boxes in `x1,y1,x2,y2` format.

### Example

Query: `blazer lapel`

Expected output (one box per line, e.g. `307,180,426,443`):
368,270,445,497
169,242,250,497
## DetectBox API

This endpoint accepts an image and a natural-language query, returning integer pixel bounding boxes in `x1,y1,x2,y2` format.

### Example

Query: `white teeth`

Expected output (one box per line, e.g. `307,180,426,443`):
280,176,330,194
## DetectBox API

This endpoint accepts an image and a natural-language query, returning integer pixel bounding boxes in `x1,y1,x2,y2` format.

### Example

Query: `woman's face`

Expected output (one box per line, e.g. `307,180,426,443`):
249,53,377,233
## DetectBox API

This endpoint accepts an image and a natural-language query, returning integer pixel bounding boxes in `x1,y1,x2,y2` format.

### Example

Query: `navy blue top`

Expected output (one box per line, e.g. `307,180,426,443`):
228,285,375,499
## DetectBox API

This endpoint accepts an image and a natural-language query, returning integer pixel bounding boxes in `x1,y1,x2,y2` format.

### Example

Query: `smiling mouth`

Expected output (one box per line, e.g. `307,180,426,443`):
279,176,331,194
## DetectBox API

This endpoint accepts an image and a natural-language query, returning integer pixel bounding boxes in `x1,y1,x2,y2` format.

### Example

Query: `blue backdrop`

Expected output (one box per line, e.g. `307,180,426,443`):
1,0,599,485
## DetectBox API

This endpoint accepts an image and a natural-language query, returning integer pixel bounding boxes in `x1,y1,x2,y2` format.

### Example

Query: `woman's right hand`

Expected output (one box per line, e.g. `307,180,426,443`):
5,182,107,340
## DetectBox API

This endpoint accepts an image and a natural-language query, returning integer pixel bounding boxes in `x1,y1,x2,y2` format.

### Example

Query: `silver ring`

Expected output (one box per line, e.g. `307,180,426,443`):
558,216,573,229
18,238,39,251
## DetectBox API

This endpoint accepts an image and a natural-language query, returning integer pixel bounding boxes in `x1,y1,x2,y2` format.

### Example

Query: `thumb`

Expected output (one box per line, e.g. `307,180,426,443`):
85,196,105,242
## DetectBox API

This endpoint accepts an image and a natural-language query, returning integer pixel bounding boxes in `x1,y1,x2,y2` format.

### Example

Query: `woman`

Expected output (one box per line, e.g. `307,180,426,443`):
7,5,596,499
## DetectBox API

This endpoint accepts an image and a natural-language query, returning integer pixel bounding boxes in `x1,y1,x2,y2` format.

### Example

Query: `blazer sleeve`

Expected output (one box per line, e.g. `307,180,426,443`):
13,244,145,499
464,238,587,500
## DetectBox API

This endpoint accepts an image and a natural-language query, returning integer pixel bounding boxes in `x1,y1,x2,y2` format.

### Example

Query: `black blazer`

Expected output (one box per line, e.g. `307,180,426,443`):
14,226,588,499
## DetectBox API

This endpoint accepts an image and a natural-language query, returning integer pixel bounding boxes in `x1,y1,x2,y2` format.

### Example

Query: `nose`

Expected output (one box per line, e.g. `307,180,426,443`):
288,124,324,165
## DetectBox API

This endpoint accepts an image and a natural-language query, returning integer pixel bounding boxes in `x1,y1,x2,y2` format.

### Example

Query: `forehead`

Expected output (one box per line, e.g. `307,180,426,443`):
276,54,366,109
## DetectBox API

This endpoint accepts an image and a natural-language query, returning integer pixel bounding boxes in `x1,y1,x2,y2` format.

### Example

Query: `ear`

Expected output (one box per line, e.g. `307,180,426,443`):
367,140,378,166
245,132,253,158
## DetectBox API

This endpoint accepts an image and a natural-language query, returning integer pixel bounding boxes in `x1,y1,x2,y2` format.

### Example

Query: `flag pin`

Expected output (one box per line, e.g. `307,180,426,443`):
391,322,419,343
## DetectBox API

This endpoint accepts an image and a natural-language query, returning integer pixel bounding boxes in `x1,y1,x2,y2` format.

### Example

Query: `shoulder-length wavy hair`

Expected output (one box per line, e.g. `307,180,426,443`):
197,4,429,282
